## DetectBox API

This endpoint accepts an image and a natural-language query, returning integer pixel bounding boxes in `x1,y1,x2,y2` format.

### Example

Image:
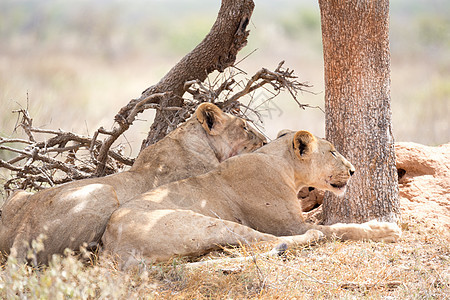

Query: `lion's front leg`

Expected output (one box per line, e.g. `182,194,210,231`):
277,229,325,247
311,221,401,242
185,229,325,269
102,208,326,270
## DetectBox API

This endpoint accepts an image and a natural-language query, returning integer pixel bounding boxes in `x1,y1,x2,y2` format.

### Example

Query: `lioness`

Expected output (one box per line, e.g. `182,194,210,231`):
102,130,401,269
0,103,266,264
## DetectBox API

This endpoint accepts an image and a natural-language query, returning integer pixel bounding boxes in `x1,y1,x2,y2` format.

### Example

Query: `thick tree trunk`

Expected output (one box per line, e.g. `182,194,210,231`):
318,0,400,224
139,0,254,148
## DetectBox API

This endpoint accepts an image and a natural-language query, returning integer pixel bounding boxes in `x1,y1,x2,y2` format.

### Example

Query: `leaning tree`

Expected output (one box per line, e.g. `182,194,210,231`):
318,0,400,224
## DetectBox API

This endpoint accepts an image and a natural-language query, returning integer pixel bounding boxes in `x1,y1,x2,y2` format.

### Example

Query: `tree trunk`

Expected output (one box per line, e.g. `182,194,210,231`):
95,0,253,175
318,0,400,224
140,0,254,148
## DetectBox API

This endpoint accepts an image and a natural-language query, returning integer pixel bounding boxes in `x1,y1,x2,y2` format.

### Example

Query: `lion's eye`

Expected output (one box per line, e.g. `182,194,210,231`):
243,124,249,132
331,151,337,157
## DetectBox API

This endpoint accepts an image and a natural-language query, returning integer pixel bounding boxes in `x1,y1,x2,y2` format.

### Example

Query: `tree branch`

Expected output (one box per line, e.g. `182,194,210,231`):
93,92,169,176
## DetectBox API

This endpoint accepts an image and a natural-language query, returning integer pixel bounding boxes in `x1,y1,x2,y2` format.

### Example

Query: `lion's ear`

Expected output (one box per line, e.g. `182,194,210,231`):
293,131,317,158
276,129,293,139
196,103,226,135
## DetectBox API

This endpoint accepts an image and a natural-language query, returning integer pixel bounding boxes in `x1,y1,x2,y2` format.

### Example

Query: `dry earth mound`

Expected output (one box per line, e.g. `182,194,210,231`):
396,142,449,230
301,142,450,230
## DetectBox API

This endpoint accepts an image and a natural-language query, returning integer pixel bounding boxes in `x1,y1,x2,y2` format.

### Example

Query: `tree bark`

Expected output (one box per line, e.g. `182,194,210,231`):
318,0,400,224
138,0,254,149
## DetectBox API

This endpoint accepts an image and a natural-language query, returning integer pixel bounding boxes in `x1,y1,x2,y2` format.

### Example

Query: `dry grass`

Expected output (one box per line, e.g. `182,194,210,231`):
1,216,448,299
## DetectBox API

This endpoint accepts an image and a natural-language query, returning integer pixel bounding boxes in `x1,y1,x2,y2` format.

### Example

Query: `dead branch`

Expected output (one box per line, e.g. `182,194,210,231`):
93,92,170,176
221,61,312,109
0,109,133,193
183,61,313,126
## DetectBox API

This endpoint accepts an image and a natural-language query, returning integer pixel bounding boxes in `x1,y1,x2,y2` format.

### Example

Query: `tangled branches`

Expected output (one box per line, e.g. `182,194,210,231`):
0,61,312,196
0,108,133,192
184,61,313,124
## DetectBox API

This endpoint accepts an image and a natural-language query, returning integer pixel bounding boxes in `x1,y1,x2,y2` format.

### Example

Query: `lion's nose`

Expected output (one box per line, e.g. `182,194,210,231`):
349,169,355,176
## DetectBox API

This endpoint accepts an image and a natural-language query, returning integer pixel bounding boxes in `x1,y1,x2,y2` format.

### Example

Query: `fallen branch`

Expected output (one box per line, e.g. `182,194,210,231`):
0,109,132,193
221,61,311,109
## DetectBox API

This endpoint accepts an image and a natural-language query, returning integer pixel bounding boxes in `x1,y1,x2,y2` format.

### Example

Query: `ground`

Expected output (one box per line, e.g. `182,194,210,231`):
1,188,448,299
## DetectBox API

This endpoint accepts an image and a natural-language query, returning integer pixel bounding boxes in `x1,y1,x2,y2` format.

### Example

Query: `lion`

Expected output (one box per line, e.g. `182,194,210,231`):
102,130,401,269
0,103,266,264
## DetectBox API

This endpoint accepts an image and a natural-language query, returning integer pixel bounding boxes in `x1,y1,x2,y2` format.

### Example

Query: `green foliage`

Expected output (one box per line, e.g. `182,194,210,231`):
416,14,450,47
155,16,215,55
278,7,321,38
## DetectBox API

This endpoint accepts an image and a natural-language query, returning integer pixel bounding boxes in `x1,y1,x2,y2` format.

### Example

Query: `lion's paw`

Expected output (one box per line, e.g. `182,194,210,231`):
304,229,325,241
363,220,401,242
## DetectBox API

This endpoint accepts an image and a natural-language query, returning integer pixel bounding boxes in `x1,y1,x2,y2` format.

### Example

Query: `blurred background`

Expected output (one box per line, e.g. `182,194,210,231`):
0,0,449,158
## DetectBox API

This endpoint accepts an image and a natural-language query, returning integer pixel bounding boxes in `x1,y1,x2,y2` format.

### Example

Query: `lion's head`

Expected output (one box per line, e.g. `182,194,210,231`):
273,130,355,196
196,103,266,161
